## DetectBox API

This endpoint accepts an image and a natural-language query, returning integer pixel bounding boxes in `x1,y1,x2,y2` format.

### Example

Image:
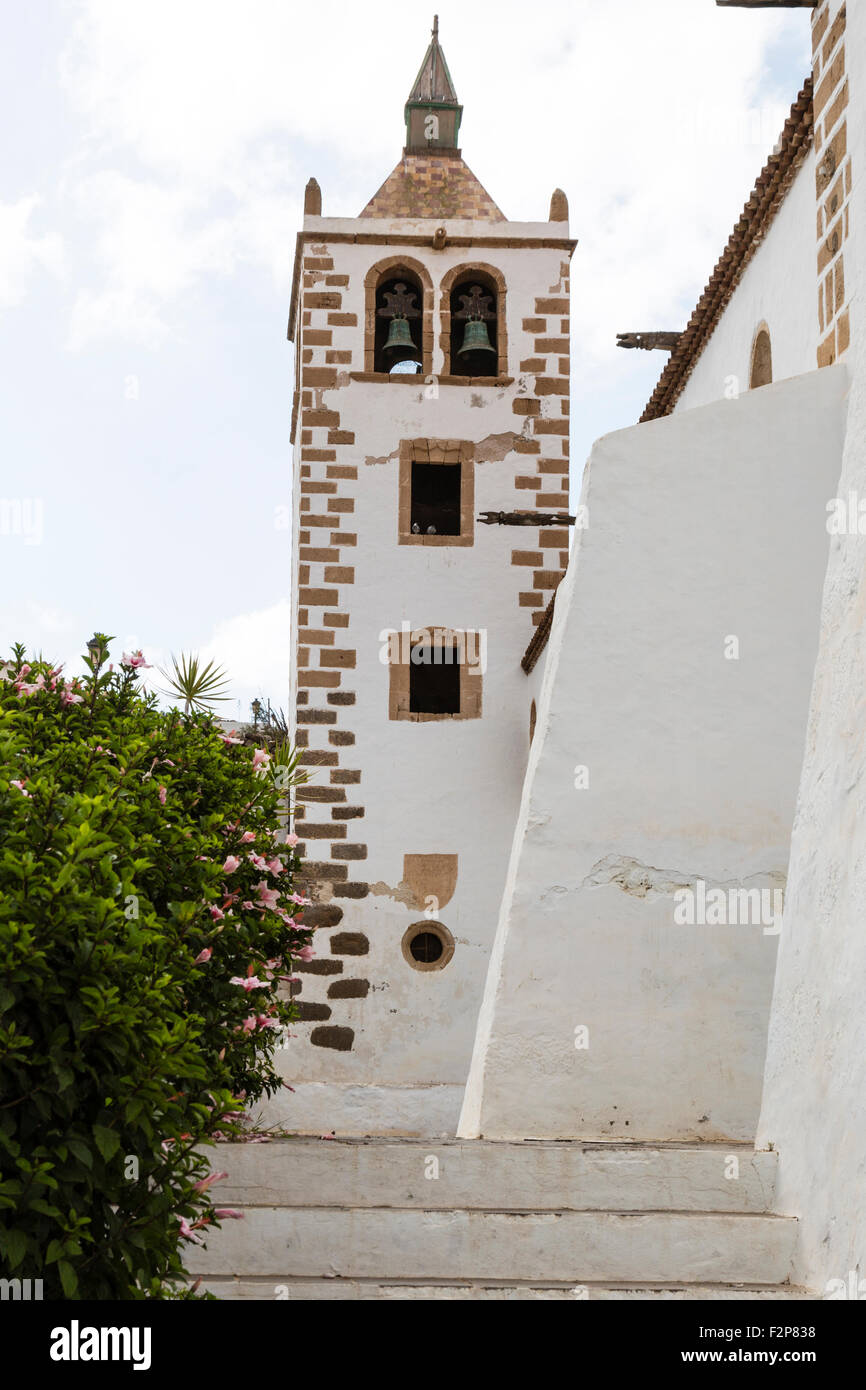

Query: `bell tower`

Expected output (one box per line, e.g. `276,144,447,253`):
280,18,575,1137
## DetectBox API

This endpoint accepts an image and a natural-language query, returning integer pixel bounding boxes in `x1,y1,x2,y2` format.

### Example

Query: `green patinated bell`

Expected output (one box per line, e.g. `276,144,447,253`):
457,317,496,356
383,316,418,354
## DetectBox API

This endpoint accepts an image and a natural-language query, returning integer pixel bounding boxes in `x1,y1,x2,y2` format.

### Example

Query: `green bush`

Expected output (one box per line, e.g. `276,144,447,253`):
0,641,312,1298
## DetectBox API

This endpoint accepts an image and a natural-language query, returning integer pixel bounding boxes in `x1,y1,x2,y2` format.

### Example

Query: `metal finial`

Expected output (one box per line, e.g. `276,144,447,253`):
433,14,438,39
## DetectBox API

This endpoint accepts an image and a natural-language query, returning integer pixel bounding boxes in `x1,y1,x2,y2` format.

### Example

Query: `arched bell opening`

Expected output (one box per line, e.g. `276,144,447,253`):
449,273,499,378
375,272,424,374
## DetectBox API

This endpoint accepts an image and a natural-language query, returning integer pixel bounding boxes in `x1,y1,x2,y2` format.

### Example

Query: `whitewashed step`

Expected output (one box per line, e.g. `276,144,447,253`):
189,1206,797,1285
213,1138,778,1212
200,1276,810,1301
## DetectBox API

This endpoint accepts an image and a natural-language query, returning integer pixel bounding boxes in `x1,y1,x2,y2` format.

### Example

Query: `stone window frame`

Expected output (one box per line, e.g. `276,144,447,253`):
364,255,434,378
398,438,474,547
439,261,508,380
387,624,484,722
401,920,456,972
749,321,773,389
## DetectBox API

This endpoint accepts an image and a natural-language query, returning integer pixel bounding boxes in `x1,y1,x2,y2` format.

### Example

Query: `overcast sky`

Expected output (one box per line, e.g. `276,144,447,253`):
0,0,812,719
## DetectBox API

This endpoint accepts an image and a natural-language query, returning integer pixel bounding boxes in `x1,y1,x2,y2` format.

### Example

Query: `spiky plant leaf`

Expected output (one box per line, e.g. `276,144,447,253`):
158,653,232,714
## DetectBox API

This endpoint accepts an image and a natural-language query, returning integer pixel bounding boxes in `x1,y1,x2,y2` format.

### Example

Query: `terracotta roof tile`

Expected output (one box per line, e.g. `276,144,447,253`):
360,152,504,221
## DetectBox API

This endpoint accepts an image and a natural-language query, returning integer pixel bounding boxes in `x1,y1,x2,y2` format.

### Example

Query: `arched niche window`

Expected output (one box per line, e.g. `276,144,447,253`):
449,273,498,378
375,272,424,374
750,323,773,389
440,264,508,380
364,258,433,378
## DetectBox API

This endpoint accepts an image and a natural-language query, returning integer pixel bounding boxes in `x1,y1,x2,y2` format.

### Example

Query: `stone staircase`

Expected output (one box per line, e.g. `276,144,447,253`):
189,1138,811,1300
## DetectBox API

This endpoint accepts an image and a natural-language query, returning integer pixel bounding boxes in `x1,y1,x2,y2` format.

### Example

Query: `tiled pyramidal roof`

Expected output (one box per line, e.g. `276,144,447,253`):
361,154,504,220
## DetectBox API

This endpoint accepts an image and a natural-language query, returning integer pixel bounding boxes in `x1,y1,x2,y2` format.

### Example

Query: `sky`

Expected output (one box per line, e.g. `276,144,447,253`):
0,0,812,721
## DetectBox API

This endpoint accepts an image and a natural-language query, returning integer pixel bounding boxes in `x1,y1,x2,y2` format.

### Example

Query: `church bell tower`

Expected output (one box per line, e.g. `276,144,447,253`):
280,17,575,1137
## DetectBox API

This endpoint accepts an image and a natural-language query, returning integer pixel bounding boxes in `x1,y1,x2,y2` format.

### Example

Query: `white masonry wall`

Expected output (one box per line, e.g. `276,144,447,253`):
757,0,866,1295
675,153,817,412
459,364,848,1142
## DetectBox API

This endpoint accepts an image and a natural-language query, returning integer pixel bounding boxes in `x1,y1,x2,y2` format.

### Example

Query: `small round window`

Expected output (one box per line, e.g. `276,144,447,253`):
401,921,455,972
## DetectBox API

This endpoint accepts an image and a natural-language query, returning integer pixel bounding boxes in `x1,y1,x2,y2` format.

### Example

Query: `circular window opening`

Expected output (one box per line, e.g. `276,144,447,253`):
401,921,455,972
410,931,442,963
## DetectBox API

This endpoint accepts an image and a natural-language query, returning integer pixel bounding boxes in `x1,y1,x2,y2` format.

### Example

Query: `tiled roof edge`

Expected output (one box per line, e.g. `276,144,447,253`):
521,591,557,675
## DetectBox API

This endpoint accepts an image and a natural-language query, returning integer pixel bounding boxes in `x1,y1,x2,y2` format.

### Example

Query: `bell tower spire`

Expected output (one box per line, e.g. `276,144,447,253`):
404,15,463,153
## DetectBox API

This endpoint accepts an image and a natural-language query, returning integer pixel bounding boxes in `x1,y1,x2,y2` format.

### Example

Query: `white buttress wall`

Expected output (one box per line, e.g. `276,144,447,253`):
459,365,848,1142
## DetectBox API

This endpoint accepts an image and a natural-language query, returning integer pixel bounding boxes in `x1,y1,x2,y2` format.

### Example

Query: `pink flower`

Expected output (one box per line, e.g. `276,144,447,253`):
192,1170,228,1193
62,689,84,705
241,1016,258,1033
255,881,280,911
209,905,225,921
290,892,311,906
222,855,241,874
178,1217,205,1244
247,851,268,871
251,748,271,772
121,650,151,669
229,975,268,991
221,732,243,746
286,832,300,848
193,948,213,965
158,785,167,805
240,830,256,843
10,779,30,798
266,857,283,875
213,1208,244,1220
297,944,315,962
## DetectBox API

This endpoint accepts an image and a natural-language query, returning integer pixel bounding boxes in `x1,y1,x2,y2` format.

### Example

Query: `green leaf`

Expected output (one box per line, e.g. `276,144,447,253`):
0,1227,27,1269
58,1259,78,1297
66,1139,92,1169
92,1125,120,1162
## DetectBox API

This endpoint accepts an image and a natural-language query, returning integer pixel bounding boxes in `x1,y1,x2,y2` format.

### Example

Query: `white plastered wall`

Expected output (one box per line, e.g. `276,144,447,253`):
757,0,866,1294
459,365,848,1142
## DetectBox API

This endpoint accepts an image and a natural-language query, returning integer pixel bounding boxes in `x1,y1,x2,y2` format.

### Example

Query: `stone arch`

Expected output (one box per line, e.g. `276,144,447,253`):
364,255,434,376
749,322,773,389
439,261,508,380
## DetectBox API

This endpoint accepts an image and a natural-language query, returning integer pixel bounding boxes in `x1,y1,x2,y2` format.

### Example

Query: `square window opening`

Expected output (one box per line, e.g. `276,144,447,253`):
409,644,461,714
411,462,461,537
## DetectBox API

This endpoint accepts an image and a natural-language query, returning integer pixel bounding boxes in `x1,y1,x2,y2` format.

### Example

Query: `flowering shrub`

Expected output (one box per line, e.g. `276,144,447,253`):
0,641,311,1298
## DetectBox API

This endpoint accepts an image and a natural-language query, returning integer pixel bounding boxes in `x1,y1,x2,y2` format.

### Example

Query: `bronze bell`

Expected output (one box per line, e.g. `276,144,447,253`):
457,317,496,356
383,316,419,355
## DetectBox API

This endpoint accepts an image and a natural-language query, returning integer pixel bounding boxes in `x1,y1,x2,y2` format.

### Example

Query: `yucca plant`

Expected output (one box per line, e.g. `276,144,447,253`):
159,653,231,714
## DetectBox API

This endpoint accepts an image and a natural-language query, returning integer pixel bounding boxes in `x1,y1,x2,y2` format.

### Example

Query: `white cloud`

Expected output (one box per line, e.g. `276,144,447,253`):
0,196,63,312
